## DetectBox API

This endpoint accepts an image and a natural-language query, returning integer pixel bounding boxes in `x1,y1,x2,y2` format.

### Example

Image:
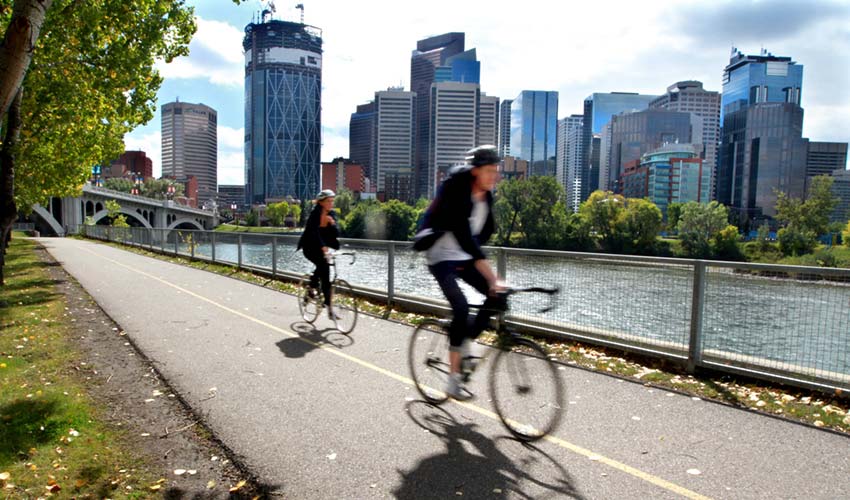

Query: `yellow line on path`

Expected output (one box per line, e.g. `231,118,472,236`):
74,241,712,500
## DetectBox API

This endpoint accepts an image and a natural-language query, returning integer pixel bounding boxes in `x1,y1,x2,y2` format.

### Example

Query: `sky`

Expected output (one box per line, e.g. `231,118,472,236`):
125,0,850,185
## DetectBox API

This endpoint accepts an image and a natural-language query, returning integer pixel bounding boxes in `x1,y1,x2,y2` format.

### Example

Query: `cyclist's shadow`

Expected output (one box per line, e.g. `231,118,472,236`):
275,321,354,359
395,401,584,499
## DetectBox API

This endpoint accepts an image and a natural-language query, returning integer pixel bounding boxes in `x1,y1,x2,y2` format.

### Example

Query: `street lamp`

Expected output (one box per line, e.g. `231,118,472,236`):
167,183,175,201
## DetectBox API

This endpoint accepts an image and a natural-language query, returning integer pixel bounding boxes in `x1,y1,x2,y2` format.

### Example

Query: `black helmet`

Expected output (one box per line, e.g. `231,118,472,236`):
466,145,501,167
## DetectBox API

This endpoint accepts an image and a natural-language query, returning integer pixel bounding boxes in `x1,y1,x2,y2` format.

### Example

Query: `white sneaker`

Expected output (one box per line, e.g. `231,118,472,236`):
461,340,485,375
446,373,474,401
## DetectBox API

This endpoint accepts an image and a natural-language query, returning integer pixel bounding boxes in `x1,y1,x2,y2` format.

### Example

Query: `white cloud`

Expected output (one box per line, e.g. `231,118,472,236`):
218,151,244,185
218,125,244,149
158,17,244,87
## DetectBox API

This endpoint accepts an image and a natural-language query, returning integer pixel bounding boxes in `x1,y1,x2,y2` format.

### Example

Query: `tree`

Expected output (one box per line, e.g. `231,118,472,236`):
844,221,850,248
774,175,837,256
678,201,731,258
579,191,626,252
104,199,127,227
141,178,184,200
518,176,569,249
0,0,195,284
333,189,354,219
622,198,662,254
103,177,134,193
265,201,289,227
666,201,683,233
244,209,259,227
289,202,302,228
341,200,381,239
381,199,418,241
493,178,525,245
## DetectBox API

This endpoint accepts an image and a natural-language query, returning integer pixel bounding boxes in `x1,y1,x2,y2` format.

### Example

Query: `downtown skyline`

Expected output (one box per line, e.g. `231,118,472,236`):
124,0,850,185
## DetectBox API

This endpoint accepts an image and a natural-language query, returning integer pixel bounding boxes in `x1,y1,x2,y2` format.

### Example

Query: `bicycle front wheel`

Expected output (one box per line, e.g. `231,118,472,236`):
331,279,358,334
297,274,321,323
490,337,565,441
408,319,451,405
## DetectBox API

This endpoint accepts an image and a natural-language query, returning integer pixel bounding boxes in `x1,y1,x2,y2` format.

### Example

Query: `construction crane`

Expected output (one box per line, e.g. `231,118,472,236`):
261,0,276,23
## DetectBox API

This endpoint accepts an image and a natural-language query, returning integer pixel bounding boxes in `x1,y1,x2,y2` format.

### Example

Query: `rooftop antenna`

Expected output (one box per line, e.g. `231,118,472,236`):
295,3,304,24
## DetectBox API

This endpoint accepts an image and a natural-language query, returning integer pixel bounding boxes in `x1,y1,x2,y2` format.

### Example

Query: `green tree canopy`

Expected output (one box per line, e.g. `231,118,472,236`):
678,201,732,258
265,201,290,227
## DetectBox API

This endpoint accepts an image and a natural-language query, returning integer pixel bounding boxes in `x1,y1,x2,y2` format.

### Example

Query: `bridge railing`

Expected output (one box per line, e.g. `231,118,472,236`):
69,224,850,394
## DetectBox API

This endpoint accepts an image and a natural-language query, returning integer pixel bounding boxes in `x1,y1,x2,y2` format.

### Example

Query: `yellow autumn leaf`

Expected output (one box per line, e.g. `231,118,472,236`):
229,480,247,492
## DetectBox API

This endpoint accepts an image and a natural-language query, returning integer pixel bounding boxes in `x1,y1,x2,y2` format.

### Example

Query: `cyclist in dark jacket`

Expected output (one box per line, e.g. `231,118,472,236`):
297,189,341,319
414,146,503,400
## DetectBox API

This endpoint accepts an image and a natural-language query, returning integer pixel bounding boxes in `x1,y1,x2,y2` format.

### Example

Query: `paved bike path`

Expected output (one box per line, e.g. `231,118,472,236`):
41,237,849,499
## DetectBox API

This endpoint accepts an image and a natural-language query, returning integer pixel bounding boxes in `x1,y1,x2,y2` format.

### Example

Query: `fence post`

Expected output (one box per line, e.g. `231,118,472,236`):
190,231,195,259
160,228,166,253
107,226,112,242
387,242,395,309
497,247,507,281
211,231,216,263
687,260,707,373
237,234,243,269
272,236,277,278
174,231,179,255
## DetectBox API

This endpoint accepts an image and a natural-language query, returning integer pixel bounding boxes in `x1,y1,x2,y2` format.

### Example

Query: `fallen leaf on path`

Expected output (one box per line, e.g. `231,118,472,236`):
686,469,701,475
327,453,337,460
207,480,216,489
174,469,186,476
814,420,825,428
229,480,247,492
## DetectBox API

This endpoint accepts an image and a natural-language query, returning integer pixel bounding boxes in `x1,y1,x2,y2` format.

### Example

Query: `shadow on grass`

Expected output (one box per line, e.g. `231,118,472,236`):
0,399,64,467
163,481,283,500
0,289,61,310
0,277,66,292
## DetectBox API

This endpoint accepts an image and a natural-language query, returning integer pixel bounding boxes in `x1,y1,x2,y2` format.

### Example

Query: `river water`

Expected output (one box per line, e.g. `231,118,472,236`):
179,236,850,379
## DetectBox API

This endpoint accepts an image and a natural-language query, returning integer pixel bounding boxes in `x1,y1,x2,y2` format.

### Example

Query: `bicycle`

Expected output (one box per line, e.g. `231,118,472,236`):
297,250,359,334
408,286,564,441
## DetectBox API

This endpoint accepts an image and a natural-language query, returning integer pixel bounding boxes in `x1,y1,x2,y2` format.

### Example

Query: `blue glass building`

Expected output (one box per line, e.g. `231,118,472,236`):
434,49,480,84
580,92,657,200
244,19,323,204
721,48,803,126
510,91,559,177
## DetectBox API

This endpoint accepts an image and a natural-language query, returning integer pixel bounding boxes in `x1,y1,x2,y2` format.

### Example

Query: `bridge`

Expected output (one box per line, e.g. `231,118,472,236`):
29,184,218,236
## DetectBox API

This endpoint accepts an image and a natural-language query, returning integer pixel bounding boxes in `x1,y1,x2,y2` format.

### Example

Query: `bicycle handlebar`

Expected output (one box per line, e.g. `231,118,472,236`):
471,286,560,314
327,250,356,265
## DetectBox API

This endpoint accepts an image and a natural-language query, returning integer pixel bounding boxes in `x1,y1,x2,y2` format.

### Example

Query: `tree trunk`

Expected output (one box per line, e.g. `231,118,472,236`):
0,0,51,121
0,88,23,286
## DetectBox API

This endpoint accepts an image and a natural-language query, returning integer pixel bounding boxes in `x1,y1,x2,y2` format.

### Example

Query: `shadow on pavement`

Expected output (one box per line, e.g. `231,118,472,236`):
395,401,584,499
275,322,354,359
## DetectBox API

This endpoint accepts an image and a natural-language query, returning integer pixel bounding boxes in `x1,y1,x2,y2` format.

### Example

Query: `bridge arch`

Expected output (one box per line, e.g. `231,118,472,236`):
91,208,152,228
167,218,204,231
31,204,65,236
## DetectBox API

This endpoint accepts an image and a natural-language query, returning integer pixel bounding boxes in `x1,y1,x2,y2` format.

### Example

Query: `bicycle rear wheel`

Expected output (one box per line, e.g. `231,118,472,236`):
490,337,565,441
297,274,321,323
408,319,451,404
331,279,358,334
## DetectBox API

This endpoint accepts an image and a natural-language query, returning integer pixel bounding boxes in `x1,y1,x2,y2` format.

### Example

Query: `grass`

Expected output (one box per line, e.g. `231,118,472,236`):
0,234,160,497
214,224,299,234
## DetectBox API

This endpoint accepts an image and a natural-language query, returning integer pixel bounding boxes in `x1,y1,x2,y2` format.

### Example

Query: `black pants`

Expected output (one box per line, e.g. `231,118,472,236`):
305,252,332,306
429,260,500,349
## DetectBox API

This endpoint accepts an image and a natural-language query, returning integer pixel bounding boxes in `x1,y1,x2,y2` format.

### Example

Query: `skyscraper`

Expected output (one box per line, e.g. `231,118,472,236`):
806,142,848,178
161,100,218,200
718,49,807,227
244,18,322,204
411,33,466,198
581,92,658,200
477,94,499,148
718,103,809,226
605,109,695,193
510,91,558,177
556,115,583,212
349,102,376,185
429,81,479,198
721,48,803,127
650,81,721,197
375,88,415,202
499,99,512,157
621,144,710,218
